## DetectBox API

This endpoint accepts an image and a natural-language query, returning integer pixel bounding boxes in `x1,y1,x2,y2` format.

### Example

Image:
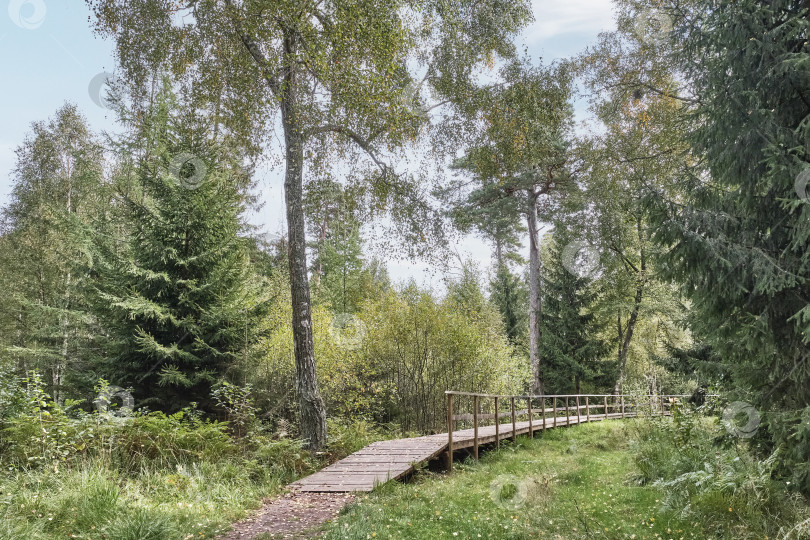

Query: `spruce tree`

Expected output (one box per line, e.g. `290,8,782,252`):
489,264,528,348
650,0,810,491
94,92,263,412
539,227,610,394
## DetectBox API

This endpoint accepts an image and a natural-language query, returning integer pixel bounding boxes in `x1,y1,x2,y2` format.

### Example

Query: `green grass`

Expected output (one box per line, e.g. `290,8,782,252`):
0,460,288,540
320,420,724,539
0,415,400,540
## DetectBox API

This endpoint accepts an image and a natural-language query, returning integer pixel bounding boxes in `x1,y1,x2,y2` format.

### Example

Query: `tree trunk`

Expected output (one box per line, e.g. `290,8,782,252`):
280,30,327,451
614,218,646,395
614,285,642,394
527,191,543,394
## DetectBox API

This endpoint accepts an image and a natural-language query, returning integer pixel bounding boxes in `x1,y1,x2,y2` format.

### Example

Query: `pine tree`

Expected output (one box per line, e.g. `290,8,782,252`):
94,91,264,412
443,58,575,393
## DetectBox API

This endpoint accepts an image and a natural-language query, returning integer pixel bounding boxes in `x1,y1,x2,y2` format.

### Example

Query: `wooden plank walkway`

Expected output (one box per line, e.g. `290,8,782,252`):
291,411,633,493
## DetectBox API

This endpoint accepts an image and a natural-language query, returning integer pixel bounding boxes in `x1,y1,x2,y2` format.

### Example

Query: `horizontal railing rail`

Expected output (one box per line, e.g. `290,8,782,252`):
444,390,709,472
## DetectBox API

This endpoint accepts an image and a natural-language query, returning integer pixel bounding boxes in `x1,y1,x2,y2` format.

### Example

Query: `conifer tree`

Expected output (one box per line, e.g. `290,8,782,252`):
489,264,528,348
539,226,610,394
94,91,265,411
649,0,810,491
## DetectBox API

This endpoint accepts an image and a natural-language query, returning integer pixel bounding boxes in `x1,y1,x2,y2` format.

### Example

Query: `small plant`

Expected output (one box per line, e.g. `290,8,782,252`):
212,381,256,439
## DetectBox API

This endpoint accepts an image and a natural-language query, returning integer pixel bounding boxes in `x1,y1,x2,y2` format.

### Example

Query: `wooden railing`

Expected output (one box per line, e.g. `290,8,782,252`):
444,391,694,471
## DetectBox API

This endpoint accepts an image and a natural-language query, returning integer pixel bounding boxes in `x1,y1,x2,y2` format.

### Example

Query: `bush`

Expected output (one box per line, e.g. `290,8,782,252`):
325,417,400,460
0,375,237,473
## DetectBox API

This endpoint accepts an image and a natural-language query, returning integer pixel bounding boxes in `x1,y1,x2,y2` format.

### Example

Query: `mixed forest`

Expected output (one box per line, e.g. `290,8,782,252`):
1,0,810,538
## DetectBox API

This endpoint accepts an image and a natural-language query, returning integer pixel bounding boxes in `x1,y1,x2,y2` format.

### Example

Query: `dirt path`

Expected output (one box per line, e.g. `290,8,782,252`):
218,490,356,540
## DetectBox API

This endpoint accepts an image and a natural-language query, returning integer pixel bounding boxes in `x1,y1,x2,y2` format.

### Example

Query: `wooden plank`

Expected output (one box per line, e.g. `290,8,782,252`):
293,393,646,493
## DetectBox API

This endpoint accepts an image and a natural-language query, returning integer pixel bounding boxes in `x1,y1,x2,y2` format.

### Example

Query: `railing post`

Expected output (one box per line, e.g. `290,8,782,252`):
661,395,665,416
586,396,590,422
528,396,533,438
447,393,453,473
603,395,608,419
541,395,546,430
576,395,581,424
553,397,558,428
565,396,571,425
621,395,625,418
511,397,516,442
473,394,479,461
494,396,500,450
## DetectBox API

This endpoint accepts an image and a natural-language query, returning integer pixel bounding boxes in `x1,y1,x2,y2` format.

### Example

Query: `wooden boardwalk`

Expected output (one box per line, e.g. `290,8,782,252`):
291,407,639,493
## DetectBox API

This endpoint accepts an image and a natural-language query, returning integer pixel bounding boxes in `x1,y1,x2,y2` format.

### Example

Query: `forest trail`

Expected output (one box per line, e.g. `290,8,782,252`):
219,393,657,539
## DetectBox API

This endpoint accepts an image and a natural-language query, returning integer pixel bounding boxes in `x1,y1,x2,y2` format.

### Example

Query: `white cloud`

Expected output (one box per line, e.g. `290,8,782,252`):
524,0,616,43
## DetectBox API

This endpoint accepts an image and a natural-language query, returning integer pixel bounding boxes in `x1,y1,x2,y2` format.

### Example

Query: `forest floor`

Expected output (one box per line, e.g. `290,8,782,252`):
219,491,356,540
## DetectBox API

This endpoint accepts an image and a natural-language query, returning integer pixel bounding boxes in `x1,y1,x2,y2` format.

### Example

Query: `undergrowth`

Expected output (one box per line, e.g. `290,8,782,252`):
0,373,398,539
630,403,810,539
322,417,810,539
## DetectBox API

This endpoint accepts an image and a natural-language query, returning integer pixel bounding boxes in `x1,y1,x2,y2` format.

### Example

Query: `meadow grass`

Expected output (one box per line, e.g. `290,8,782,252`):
0,415,395,540
0,459,288,540
320,420,766,539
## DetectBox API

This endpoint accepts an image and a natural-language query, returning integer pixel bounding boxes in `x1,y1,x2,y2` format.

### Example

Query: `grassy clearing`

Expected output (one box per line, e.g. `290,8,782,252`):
320,420,770,539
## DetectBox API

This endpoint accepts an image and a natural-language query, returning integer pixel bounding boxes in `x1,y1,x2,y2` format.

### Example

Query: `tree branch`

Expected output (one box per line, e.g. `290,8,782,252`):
307,124,394,176
223,0,282,96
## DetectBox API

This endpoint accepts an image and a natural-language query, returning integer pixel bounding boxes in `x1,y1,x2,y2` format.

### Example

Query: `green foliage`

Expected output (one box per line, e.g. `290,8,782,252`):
539,227,612,393
212,380,257,439
0,374,316,539
0,103,106,403
630,409,810,539
93,86,268,412
253,268,528,435
489,263,528,347
640,0,810,492
359,278,528,432
325,417,400,461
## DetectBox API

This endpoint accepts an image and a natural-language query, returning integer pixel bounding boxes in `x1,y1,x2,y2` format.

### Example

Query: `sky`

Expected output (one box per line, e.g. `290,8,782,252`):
0,0,617,289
